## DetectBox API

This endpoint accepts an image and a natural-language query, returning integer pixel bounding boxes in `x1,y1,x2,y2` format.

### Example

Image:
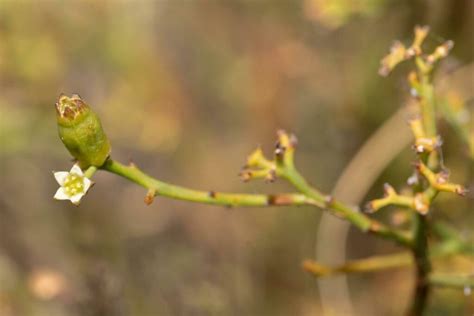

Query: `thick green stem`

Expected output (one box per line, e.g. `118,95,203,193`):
102,159,412,247
429,274,474,289
101,159,315,207
406,57,441,316
419,74,437,137
281,166,413,247
408,213,432,316
304,238,471,278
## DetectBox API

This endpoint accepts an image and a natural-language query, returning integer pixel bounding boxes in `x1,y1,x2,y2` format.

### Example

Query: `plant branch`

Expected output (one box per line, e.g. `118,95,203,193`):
429,274,474,289
303,237,472,278
101,156,412,247
101,159,317,208
376,26,462,316
406,38,449,316
242,131,413,247
303,252,412,277
280,165,413,247
408,212,431,316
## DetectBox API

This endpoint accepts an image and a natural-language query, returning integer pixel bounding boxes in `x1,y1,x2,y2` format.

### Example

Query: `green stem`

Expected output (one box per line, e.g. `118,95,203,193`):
429,274,474,289
84,165,98,178
419,74,437,137
304,252,413,277
304,239,470,278
406,60,439,316
102,159,412,247
281,166,413,247
408,213,432,316
102,159,315,207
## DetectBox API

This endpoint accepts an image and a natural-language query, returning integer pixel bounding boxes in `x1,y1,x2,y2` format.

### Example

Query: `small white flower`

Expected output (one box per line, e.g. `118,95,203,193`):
53,164,92,205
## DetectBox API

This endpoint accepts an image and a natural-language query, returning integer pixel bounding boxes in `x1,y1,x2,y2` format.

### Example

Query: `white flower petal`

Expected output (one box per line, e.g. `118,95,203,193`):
53,171,69,185
54,188,69,200
70,164,83,176
69,193,84,205
83,177,92,193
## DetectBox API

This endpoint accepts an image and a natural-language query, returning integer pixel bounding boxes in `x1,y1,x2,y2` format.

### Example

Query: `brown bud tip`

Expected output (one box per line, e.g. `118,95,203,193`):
414,193,429,215
383,183,396,196
455,186,468,197
274,146,286,158
379,41,407,76
143,195,155,205
415,25,430,33
56,93,89,121
289,134,298,148
413,161,422,170
208,191,217,198
265,169,277,183
364,202,375,214
239,170,252,182
324,195,334,208
436,170,449,184
444,40,454,50
407,173,419,186
144,188,157,205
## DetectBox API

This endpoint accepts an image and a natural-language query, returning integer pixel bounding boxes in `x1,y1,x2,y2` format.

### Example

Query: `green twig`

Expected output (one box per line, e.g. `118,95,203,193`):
101,159,316,207
84,165,98,178
409,212,431,316
429,274,474,289
280,165,413,246
303,252,413,277
303,236,471,278
101,158,412,247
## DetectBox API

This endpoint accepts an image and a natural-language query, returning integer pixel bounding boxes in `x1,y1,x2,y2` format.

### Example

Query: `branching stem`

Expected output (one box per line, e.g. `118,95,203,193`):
102,159,315,207
407,55,437,316
280,165,412,246
101,159,412,247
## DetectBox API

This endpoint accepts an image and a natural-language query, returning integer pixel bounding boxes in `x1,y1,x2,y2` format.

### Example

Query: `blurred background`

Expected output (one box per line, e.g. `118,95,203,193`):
0,1,472,315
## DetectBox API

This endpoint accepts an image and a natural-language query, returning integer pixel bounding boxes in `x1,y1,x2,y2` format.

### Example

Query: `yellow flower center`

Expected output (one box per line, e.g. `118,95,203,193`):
63,173,84,196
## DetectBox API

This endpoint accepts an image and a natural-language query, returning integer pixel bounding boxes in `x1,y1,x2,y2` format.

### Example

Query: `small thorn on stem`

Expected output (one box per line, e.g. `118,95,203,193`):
324,195,335,208
274,143,286,156
208,191,216,198
383,183,396,197
128,157,137,168
364,202,375,214
265,169,277,183
454,186,468,197
414,193,429,215
239,170,252,182
289,134,298,148
267,195,276,205
144,189,156,205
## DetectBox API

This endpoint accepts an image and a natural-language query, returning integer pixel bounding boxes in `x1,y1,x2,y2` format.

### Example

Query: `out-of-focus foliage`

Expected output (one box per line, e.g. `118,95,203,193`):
0,1,472,315
304,0,386,29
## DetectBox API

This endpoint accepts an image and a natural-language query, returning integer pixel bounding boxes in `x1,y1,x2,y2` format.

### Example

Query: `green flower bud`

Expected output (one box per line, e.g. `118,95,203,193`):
56,94,111,168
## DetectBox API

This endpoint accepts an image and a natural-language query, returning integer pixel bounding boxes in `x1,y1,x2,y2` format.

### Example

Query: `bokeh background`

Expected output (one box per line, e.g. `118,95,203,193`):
0,1,473,315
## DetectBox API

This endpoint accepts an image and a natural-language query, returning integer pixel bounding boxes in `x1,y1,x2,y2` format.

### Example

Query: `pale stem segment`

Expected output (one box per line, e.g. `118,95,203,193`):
101,159,317,208
303,236,472,278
